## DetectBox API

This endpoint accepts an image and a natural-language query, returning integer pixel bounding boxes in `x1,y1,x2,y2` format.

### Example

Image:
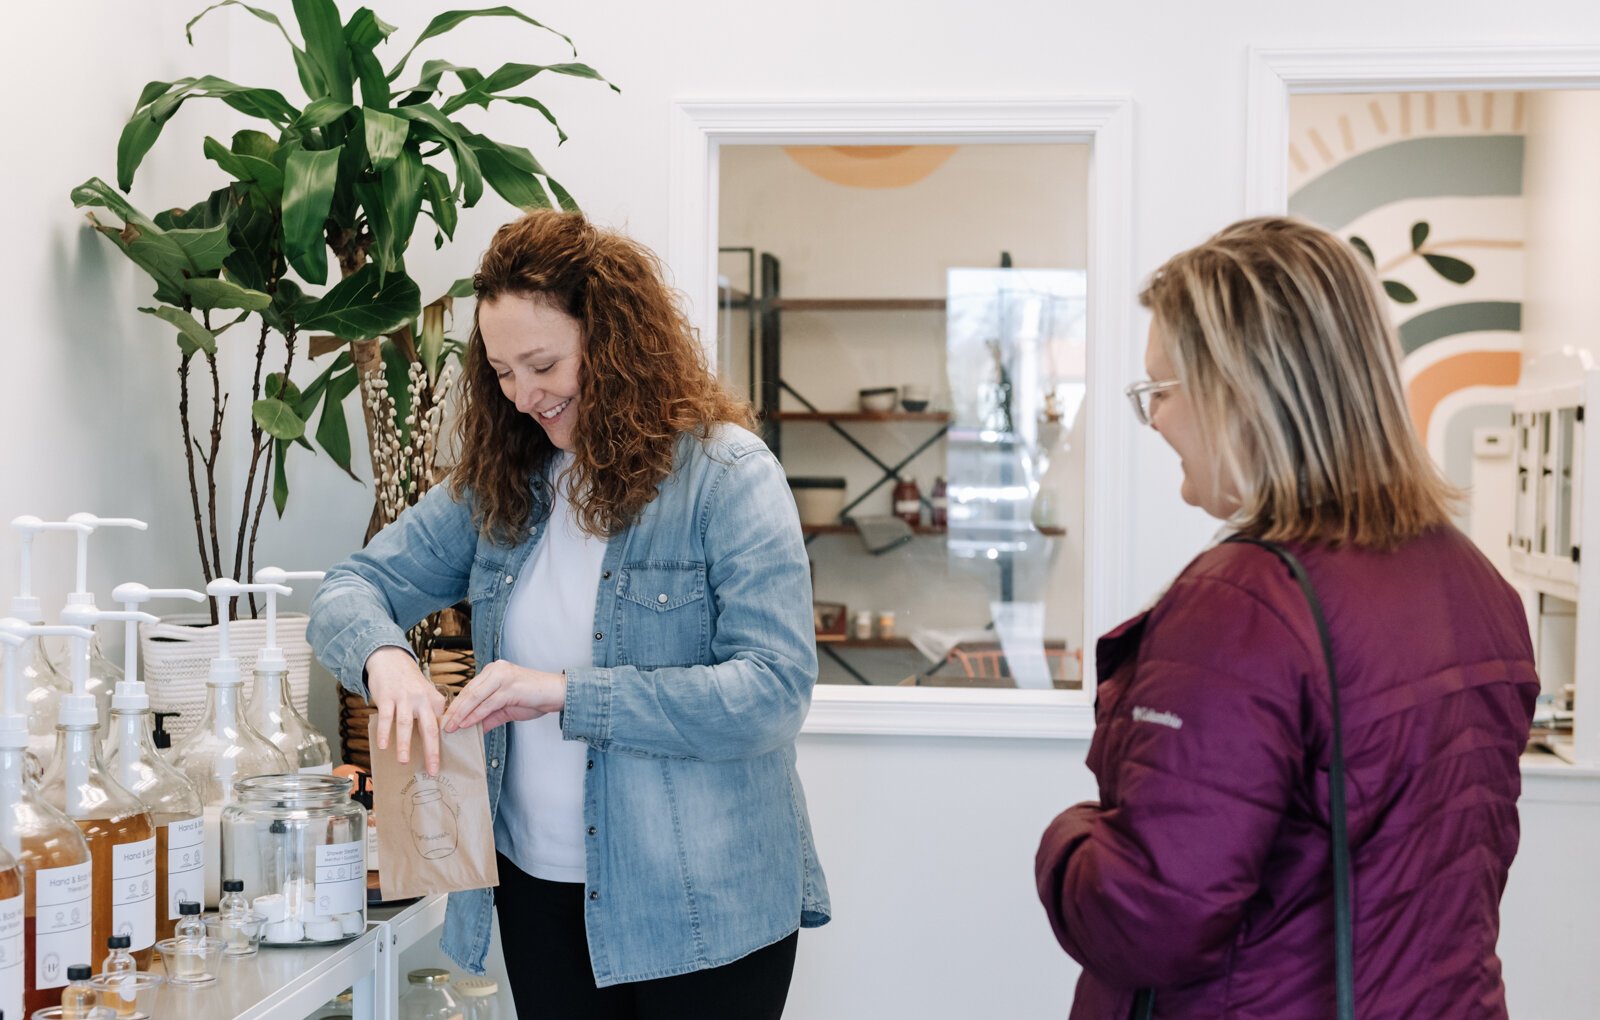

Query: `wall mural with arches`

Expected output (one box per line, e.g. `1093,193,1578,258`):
1288,90,1526,500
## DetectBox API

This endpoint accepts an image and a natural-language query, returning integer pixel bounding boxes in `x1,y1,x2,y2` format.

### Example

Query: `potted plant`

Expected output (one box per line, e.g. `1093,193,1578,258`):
71,0,614,740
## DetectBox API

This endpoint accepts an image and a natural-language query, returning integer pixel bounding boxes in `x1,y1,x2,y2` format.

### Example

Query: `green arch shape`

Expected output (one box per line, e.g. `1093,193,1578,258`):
1397,301,1522,356
1289,136,1525,231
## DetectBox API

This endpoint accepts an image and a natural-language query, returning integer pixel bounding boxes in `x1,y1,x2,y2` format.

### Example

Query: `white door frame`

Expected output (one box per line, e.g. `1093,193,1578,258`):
668,98,1134,739
1246,45,1600,214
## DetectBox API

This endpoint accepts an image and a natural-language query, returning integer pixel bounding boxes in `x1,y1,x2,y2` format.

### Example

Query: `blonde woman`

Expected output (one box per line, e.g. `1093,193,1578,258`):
1036,217,1537,1019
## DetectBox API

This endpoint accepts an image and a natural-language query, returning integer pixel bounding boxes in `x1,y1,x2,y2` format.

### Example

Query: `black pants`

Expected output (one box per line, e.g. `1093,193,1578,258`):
493,853,798,1019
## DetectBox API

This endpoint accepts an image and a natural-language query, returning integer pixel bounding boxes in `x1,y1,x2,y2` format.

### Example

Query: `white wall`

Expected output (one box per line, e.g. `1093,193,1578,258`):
1521,89,1600,385
9,2,1600,1018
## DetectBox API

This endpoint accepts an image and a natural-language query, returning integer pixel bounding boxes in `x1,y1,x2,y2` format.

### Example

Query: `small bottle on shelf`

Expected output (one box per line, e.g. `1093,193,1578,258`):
892,478,922,527
174,901,204,944
100,934,134,977
217,879,248,918
61,963,97,1018
930,477,948,529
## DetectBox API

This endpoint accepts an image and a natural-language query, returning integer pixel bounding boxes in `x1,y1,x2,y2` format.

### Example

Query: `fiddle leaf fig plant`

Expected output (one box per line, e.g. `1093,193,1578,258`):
72,0,615,618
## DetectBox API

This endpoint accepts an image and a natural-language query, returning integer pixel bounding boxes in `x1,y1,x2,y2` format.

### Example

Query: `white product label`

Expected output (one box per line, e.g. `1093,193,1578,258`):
0,891,23,1020
299,762,334,776
313,841,365,918
166,816,205,920
895,499,921,516
113,836,157,950
34,861,91,989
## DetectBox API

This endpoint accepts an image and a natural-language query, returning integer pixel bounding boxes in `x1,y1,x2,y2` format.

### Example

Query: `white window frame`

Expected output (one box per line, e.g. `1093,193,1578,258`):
668,98,1135,740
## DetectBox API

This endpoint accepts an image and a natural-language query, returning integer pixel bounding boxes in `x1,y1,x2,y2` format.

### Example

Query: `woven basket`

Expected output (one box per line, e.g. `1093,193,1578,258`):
338,609,474,771
139,613,312,745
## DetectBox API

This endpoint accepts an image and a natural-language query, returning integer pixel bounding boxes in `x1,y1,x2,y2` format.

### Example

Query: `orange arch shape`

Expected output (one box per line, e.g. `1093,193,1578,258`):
1406,350,1522,443
783,145,959,188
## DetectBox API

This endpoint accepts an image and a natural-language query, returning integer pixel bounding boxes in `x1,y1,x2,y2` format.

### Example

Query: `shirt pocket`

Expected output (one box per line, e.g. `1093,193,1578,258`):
467,555,505,605
616,561,709,667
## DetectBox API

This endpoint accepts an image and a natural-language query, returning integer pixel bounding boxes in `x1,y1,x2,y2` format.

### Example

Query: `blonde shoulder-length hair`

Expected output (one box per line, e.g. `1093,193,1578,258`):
1139,216,1457,550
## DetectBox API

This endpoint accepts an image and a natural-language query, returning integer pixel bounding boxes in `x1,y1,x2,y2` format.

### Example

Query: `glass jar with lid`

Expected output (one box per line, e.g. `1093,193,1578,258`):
220,775,366,945
452,976,502,1020
401,968,464,1020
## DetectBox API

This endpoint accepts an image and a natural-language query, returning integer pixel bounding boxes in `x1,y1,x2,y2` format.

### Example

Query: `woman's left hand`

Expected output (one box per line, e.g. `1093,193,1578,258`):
441,660,567,733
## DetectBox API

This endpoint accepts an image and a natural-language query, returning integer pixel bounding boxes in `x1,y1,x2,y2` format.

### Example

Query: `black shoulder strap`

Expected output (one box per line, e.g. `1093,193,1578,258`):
1226,536,1355,1020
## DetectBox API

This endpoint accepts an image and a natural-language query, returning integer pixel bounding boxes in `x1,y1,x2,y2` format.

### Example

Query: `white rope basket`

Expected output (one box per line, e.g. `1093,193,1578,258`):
138,612,312,745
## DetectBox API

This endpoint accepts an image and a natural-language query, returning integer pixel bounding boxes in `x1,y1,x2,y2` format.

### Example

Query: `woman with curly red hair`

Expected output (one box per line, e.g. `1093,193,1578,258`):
309,210,830,1018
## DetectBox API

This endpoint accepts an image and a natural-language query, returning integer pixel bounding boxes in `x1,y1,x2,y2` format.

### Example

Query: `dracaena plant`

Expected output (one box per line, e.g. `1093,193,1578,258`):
71,1,614,620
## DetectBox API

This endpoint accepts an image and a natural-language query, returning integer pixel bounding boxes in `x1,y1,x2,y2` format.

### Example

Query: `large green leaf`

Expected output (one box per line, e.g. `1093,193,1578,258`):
422,166,458,245
440,61,616,116
446,276,475,298
299,263,421,338
72,179,231,304
153,187,231,231
253,398,306,441
223,198,279,293
116,76,298,191
315,387,357,478
391,104,481,206
466,135,550,210
184,277,273,311
187,1,325,98
292,0,353,103
140,305,218,355
282,146,343,285
362,109,410,172
546,175,577,212
387,8,575,84
202,136,284,204
262,279,319,334
344,7,396,109
272,438,290,515
294,98,354,131
365,146,426,272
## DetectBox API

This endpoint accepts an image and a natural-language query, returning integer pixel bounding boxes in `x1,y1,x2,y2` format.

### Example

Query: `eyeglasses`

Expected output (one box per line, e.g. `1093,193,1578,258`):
1124,379,1180,426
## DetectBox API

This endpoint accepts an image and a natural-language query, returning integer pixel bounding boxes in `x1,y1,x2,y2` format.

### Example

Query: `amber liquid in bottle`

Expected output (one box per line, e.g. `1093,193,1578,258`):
78,814,156,970
20,832,92,1016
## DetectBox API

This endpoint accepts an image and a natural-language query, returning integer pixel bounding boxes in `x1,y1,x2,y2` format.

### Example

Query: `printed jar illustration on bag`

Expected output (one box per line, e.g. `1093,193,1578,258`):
403,781,460,860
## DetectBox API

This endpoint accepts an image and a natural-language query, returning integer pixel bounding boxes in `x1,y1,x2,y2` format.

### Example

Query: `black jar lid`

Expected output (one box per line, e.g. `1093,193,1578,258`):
68,964,92,980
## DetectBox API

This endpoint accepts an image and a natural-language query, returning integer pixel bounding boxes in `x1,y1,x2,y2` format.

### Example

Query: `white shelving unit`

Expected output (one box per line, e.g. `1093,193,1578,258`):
151,894,449,1020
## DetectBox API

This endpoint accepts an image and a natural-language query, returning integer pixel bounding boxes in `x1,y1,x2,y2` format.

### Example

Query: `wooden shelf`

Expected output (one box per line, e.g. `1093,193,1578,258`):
815,636,915,648
803,522,947,536
771,297,946,312
771,411,950,423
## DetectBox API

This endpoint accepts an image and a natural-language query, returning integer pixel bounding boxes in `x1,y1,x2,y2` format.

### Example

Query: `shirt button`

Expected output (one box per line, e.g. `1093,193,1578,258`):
586,760,594,770
601,570,612,580
489,758,500,769
587,826,597,836
589,890,600,902
657,593,669,604
504,574,514,584
594,632,603,641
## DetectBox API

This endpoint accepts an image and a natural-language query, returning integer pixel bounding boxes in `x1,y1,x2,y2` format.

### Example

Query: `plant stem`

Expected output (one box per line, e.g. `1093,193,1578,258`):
178,353,218,626
204,352,229,620
236,318,276,619
246,440,274,617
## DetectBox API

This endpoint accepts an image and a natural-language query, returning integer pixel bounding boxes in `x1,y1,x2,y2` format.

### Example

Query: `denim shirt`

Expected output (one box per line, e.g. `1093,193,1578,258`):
308,425,831,983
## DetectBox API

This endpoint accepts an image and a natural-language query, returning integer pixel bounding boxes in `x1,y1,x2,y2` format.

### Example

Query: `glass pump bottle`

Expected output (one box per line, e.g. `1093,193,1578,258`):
168,579,291,906
37,608,159,971
102,585,207,945
0,618,96,1016
44,515,151,738
7,517,87,775
244,569,332,774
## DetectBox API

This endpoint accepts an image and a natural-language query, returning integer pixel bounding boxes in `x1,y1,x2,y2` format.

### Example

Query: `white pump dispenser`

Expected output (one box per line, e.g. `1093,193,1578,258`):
102,584,207,943
245,568,332,773
7,516,92,772
36,606,161,967
168,579,291,905
46,514,150,735
0,619,95,1014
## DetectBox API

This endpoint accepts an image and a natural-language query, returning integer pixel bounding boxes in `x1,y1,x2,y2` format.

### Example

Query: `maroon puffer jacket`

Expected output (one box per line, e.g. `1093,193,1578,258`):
1036,527,1537,1019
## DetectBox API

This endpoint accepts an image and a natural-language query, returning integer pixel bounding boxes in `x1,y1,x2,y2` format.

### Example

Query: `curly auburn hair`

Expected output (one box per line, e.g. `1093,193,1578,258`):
450,210,755,544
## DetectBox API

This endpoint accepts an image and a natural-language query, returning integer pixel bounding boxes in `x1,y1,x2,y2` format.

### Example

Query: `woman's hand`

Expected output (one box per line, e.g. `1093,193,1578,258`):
442,661,567,733
366,646,447,776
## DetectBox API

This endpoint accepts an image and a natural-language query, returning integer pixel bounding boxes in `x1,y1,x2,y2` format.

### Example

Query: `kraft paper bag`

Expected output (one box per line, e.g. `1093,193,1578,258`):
368,715,500,899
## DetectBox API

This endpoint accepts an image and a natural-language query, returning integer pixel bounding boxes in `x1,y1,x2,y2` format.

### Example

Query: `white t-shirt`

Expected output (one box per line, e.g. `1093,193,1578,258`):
492,455,607,883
